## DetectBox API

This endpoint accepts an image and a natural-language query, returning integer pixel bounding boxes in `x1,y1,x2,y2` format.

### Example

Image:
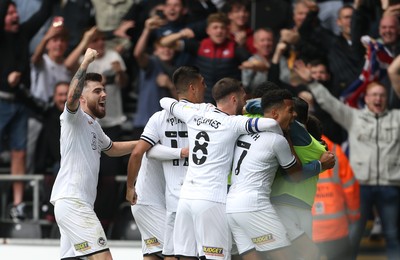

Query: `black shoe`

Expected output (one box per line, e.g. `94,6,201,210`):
10,202,26,221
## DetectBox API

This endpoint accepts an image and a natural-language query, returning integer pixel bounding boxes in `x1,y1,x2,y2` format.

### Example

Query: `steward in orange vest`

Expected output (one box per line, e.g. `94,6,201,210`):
312,135,360,260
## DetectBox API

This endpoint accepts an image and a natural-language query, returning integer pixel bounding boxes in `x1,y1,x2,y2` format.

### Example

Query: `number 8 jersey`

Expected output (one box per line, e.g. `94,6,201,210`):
160,98,282,203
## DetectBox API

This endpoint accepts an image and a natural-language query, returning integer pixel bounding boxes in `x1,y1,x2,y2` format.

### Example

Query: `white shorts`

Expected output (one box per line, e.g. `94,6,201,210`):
131,204,165,256
227,209,291,254
274,204,312,241
162,211,176,256
173,199,231,260
54,199,109,259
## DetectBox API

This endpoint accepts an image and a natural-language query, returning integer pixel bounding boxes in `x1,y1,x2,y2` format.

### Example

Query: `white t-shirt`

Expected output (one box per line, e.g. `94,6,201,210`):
160,98,282,203
135,155,166,207
50,106,112,207
226,131,296,213
141,110,189,212
30,54,71,102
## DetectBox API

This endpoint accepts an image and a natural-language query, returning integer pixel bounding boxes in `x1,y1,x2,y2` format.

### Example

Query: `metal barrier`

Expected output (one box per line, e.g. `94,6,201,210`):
0,175,44,221
0,174,128,222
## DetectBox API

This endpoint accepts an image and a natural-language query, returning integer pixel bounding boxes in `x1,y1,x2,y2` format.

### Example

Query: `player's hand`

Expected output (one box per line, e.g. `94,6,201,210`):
82,48,98,66
180,147,189,158
126,187,138,205
320,151,336,171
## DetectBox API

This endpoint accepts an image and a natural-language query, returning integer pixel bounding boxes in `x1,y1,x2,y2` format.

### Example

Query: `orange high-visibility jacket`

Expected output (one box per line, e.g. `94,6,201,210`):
312,136,360,243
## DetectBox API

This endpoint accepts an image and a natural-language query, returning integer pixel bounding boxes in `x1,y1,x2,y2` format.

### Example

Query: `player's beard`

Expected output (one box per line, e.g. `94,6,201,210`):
89,102,106,119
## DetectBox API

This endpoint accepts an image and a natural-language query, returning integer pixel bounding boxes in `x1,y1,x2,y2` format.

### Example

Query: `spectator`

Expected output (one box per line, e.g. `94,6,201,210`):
240,28,274,95
52,0,95,55
351,0,400,108
91,0,134,53
223,0,256,54
27,21,71,175
0,0,53,220
296,61,400,260
160,12,249,103
132,14,176,139
328,5,364,93
307,115,360,260
298,59,348,144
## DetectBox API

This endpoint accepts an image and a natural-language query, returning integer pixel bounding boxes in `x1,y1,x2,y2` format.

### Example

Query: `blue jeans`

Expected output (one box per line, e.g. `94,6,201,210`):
349,185,400,260
0,99,28,151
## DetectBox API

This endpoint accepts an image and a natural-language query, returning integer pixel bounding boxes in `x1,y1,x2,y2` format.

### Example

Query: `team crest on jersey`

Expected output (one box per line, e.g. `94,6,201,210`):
203,246,224,257
91,132,97,150
97,237,107,247
252,234,275,245
74,241,91,252
144,237,160,247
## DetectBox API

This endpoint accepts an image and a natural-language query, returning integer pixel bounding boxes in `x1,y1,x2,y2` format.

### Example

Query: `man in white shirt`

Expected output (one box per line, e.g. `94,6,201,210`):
50,48,137,260
159,77,282,260
126,66,204,260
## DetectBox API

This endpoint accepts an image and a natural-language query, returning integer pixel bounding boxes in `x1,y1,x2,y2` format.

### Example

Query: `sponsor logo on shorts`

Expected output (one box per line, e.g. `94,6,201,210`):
74,241,91,252
144,237,160,247
252,234,275,245
98,237,107,247
203,246,224,257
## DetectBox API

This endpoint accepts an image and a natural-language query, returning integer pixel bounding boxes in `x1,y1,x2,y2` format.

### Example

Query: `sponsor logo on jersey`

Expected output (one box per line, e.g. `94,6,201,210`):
252,234,275,245
97,237,107,247
203,246,224,257
144,237,161,247
194,116,221,129
74,241,91,252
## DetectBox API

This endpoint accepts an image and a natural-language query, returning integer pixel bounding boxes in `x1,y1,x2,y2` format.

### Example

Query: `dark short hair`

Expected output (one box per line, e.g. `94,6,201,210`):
222,0,250,13
252,81,280,98
261,89,293,112
85,73,103,85
293,97,309,124
212,77,243,101
306,114,323,141
172,66,201,94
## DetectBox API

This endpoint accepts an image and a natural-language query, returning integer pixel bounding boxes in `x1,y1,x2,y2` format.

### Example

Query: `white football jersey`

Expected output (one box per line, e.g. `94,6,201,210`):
160,99,281,203
50,106,112,207
226,132,296,213
135,155,166,207
141,110,189,212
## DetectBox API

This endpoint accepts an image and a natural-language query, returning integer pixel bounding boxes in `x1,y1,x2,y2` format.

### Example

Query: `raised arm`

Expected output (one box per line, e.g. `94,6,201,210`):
64,26,98,72
134,16,165,68
66,48,98,112
31,26,62,65
159,28,194,49
294,60,354,130
388,54,400,98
